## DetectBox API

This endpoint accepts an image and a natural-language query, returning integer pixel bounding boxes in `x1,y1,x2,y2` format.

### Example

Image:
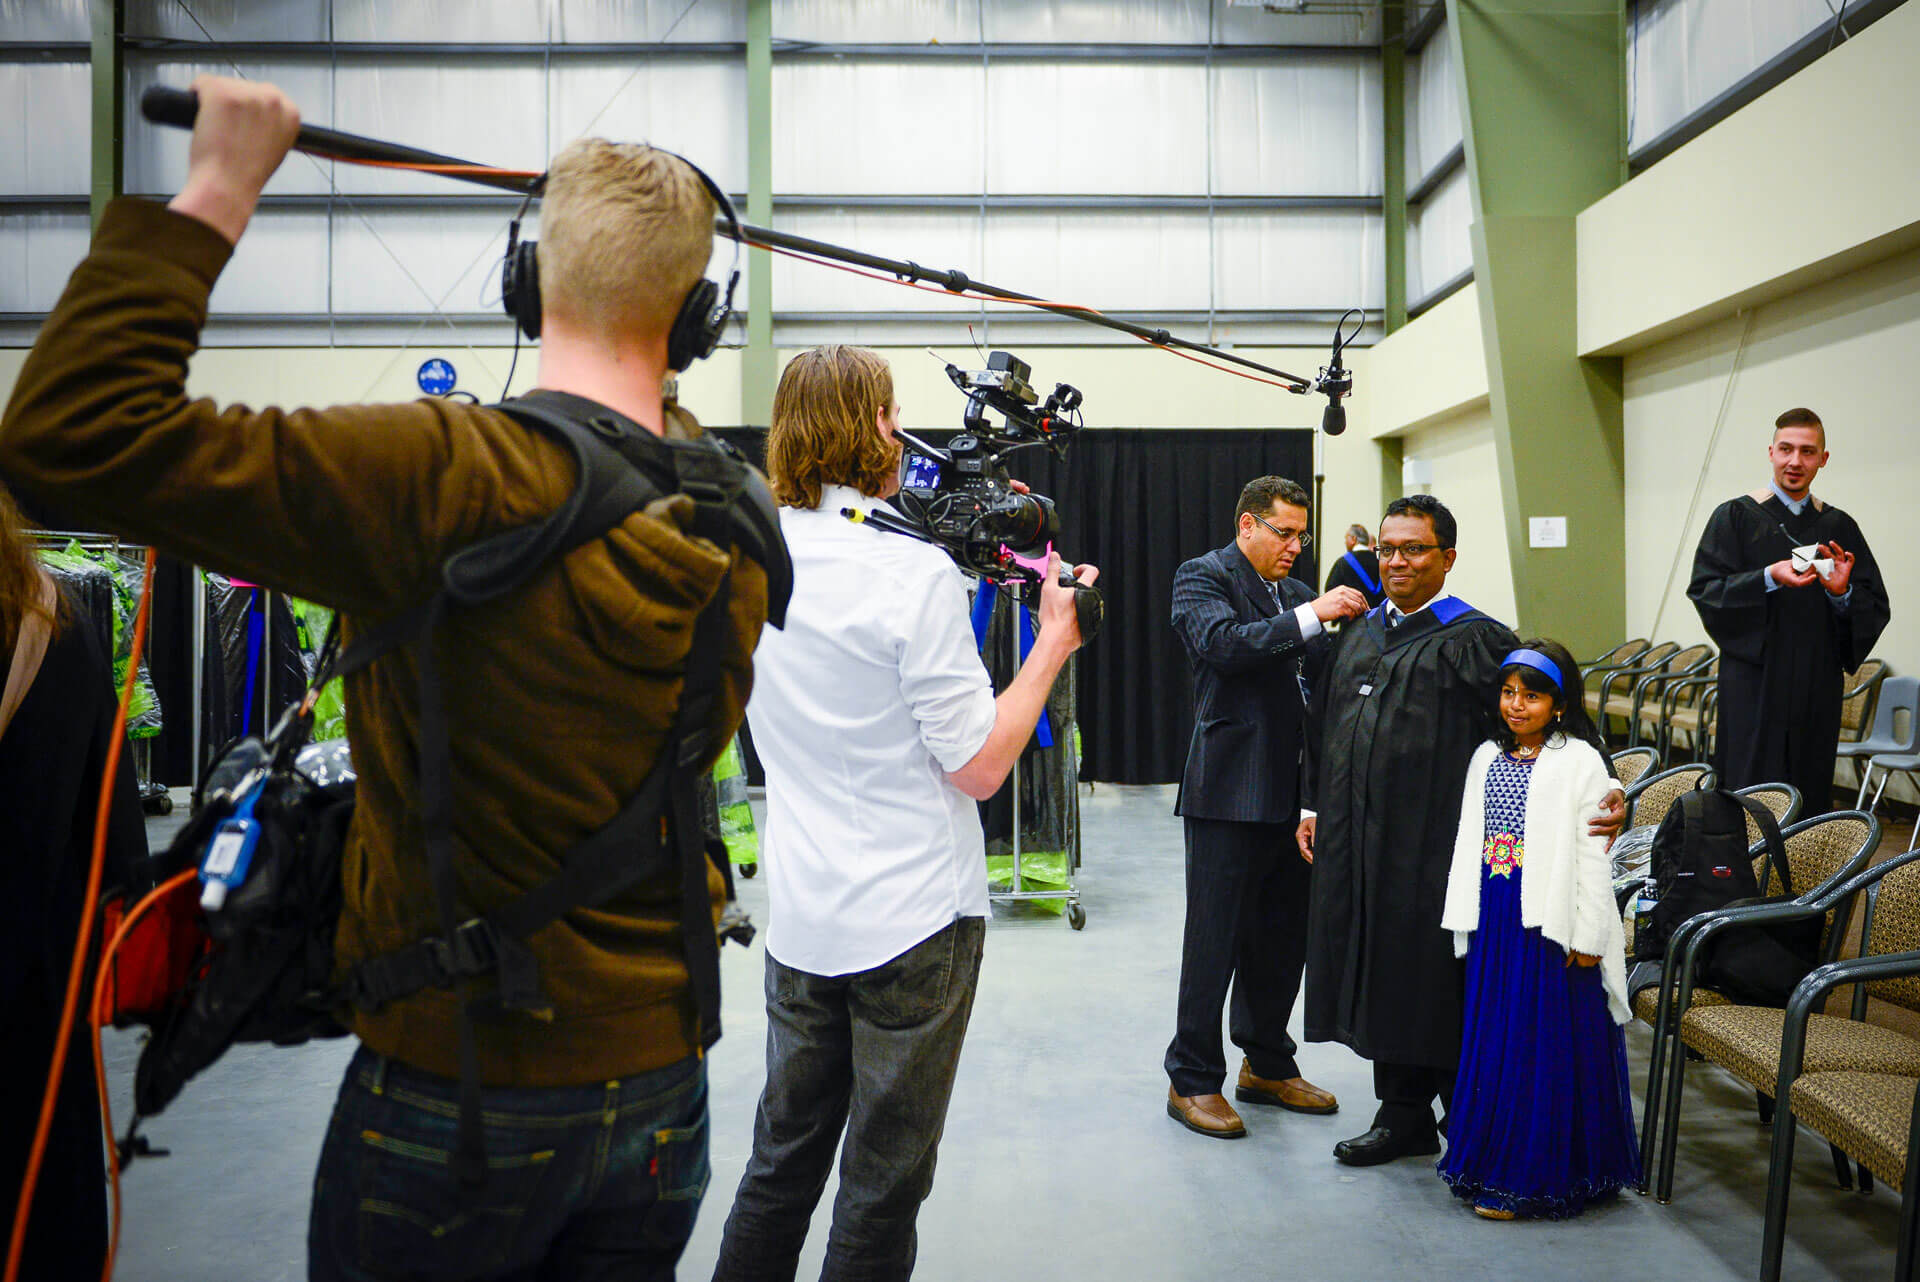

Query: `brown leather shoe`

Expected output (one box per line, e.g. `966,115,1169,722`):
1235,1059,1339,1115
1166,1087,1247,1139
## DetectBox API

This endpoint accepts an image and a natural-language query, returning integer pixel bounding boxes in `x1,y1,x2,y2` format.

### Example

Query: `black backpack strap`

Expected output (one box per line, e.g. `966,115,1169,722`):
338,395,758,1185
1733,793,1791,898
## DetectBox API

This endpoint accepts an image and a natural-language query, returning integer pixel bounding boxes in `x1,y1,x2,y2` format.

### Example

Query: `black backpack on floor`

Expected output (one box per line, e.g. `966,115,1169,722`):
1633,787,1822,1007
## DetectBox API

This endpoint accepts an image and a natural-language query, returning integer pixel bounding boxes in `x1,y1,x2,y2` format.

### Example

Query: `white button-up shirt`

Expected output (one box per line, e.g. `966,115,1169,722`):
747,484,997,976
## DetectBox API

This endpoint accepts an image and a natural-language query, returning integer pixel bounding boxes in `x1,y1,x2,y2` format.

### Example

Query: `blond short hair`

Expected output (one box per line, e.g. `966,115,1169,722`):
768,347,899,509
537,139,716,344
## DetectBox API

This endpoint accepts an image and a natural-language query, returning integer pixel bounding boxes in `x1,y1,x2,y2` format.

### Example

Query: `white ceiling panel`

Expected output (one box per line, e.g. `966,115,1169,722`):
776,60,985,194
985,61,1207,194
0,212,90,312
985,209,1212,312
551,58,747,191
206,208,329,313
1212,207,1380,311
1213,56,1382,195
0,62,90,195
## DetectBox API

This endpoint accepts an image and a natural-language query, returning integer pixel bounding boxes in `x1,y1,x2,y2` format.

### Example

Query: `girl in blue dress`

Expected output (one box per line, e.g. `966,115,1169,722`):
1437,638,1640,1220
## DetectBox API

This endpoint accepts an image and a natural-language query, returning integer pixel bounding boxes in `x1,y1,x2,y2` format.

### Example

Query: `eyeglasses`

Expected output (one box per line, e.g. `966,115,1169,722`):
1252,513,1311,548
1377,542,1440,563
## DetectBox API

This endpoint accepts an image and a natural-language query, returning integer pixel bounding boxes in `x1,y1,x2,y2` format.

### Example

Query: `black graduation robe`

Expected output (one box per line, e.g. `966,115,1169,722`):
1687,493,1890,813
1323,548,1385,608
1302,596,1517,1069
1,584,148,1281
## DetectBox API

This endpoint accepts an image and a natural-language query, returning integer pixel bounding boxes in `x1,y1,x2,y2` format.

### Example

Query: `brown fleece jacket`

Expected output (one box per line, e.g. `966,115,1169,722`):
0,198,768,1085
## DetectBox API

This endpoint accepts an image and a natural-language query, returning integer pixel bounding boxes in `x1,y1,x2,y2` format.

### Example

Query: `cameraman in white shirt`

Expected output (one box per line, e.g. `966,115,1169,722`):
712,345,1096,1282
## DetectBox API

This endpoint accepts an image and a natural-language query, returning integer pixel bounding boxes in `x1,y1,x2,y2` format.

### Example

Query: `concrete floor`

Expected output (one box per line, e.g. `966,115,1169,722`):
109,784,1901,1281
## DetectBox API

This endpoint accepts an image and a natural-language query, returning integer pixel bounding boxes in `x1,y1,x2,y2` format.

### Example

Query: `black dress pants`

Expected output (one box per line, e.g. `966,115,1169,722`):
1164,817,1310,1098
1372,1060,1456,1138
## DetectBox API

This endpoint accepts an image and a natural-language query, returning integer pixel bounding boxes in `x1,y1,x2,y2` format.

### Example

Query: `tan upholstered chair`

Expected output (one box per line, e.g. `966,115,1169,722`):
1626,763,1713,830
1640,811,1883,1202
1609,746,1660,793
1754,846,1920,1281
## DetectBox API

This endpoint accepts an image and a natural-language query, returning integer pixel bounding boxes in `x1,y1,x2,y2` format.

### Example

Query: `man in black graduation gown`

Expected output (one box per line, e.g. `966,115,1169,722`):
1688,408,1890,813
1165,476,1369,1139
1323,523,1385,609
1297,495,1623,1166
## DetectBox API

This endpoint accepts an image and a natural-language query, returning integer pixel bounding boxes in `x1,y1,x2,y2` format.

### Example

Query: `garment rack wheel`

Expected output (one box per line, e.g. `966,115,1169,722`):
1066,900,1086,931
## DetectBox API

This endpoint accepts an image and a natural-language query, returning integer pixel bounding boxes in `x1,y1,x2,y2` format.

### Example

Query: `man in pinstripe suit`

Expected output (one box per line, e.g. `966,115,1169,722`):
1164,476,1370,1138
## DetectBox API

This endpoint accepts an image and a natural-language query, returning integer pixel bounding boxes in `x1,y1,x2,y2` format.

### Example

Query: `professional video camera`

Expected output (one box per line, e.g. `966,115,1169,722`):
842,350,1103,639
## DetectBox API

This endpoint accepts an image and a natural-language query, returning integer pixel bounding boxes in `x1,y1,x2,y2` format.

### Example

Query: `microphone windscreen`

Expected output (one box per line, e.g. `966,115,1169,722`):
1321,401,1347,436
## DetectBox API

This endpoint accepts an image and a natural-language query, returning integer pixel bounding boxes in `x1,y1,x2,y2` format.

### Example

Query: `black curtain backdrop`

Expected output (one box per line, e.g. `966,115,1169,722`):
717,427,1317,785
121,427,1314,788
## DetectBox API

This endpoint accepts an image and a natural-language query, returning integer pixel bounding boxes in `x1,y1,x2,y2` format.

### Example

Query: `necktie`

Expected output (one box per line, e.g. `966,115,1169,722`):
1385,604,1404,629
1271,578,1313,708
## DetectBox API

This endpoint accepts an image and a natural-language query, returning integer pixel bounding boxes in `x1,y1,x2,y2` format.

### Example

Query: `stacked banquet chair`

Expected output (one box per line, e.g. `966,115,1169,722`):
1651,654,1720,763
1757,844,1920,1282
1622,644,1715,752
1844,676,1920,851
1638,810,1884,1203
1585,640,1669,742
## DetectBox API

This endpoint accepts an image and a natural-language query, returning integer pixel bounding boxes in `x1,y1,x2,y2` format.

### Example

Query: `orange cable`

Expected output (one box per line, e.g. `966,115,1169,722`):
90,867,197,1282
309,155,544,182
3,546,155,1282
746,239,1311,393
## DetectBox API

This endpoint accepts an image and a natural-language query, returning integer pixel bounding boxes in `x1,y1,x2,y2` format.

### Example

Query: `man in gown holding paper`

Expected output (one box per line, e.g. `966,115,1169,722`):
1688,408,1891,814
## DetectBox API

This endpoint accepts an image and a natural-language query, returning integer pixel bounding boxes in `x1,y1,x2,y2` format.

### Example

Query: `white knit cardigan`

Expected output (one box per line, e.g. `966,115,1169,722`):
1439,738,1632,1024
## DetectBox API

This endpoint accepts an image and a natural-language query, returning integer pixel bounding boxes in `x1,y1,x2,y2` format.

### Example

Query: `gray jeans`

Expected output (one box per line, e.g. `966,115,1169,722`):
712,917,986,1282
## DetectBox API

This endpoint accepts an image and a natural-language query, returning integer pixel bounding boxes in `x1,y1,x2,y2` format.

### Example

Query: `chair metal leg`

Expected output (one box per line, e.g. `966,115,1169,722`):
1640,978,1678,1193
1759,1101,1801,1282
1858,1161,1874,1195
1856,763,1877,811
1658,1022,1693,1201
1758,1091,1775,1125
1830,1140,1855,1190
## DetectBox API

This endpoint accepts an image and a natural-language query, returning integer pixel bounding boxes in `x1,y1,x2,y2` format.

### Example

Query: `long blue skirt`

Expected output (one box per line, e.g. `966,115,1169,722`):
1437,863,1642,1218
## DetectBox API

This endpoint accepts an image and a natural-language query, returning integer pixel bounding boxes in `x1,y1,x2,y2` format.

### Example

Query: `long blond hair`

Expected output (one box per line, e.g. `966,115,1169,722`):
767,346,899,509
0,485,59,653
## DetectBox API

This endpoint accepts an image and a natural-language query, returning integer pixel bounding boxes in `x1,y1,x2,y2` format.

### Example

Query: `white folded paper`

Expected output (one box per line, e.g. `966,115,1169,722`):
1790,544,1835,577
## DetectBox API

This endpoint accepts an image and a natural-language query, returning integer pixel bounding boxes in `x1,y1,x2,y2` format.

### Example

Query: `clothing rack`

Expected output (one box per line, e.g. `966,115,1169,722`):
30,529,174,814
976,582,1086,931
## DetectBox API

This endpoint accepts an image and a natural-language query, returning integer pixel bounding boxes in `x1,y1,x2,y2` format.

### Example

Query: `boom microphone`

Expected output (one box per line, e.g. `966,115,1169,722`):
1314,308,1361,437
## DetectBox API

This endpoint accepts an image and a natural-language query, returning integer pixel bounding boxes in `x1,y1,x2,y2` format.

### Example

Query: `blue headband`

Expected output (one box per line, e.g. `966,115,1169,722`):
1501,648,1564,692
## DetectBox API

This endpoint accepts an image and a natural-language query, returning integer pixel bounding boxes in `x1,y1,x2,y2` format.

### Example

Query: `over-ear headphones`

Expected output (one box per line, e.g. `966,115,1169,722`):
500,151,742,372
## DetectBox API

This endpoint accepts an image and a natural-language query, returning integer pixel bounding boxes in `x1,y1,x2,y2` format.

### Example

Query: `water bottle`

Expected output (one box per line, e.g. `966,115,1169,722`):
1632,874,1659,957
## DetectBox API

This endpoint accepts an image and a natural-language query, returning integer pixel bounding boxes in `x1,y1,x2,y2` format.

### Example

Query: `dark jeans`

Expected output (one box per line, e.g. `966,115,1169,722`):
1164,817,1309,1098
309,1045,710,1282
712,917,986,1282
1373,1059,1456,1139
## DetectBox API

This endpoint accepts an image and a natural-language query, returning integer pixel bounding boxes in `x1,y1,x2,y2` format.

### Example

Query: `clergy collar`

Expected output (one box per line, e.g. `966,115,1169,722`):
1767,478,1814,515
